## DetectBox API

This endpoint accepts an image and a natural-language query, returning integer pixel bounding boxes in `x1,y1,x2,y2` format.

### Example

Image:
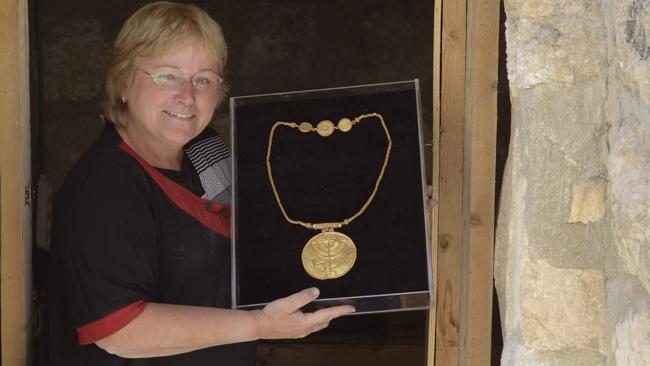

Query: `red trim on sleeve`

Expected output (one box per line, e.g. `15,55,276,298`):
77,300,148,345
118,142,231,238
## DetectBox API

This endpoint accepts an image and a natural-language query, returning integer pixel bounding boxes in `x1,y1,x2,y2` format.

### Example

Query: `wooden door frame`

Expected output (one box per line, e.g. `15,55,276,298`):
428,0,499,365
1,0,32,365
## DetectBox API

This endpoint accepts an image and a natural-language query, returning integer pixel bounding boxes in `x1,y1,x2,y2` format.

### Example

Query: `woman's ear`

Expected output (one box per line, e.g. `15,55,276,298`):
120,82,131,104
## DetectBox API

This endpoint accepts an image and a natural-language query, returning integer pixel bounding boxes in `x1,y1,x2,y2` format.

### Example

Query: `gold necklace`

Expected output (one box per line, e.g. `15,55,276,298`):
266,112,392,280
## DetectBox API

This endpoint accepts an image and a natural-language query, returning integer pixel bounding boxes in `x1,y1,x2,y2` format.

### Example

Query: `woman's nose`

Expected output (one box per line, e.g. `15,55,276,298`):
174,79,196,105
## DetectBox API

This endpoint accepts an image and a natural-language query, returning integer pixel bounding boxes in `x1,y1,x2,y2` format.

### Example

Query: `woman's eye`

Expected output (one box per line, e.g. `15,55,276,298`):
194,77,211,86
155,73,179,83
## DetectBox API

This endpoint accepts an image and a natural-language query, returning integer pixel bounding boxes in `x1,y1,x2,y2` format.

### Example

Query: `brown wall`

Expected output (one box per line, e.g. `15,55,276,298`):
31,1,434,364
33,0,433,192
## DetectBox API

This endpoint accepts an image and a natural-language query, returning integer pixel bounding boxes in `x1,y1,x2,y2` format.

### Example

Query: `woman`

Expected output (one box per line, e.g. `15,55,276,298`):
41,2,354,365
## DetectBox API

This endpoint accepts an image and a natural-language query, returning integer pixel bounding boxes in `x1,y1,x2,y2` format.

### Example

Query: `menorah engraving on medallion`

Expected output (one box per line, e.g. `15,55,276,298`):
302,232,357,280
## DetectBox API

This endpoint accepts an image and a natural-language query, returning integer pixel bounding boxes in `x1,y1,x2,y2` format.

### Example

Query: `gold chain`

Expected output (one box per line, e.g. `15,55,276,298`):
266,112,392,231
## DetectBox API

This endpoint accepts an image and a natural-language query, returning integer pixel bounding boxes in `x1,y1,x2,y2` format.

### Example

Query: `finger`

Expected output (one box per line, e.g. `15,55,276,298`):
309,319,331,334
305,304,355,325
428,198,438,209
274,288,320,312
427,185,433,197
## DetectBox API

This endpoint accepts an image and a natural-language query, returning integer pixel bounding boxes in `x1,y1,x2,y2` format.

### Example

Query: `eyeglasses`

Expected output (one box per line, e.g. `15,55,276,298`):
138,68,223,91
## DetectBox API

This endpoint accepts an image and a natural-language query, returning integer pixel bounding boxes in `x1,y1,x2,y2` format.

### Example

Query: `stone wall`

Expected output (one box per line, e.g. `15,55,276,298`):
496,0,650,364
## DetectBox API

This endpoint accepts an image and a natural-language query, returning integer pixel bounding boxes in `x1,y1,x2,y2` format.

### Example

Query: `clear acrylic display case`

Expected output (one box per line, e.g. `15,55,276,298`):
230,80,433,314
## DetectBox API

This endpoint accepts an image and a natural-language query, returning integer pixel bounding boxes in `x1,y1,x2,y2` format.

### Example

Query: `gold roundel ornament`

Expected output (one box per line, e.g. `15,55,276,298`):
302,232,357,280
338,117,352,132
298,122,312,133
316,120,335,137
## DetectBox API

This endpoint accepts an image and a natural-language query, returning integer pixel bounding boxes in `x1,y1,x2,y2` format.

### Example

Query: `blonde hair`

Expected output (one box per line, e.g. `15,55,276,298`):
103,1,228,125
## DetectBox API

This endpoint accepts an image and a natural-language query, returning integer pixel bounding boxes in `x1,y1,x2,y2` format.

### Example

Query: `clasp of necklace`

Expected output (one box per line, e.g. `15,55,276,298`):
310,222,343,231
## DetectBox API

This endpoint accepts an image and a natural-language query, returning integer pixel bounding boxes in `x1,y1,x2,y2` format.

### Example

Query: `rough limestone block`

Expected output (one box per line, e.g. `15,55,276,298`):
521,258,606,353
608,115,650,295
505,0,606,94
515,85,612,270
494,130,531,338
568,179,608,224
614,0,650,107
501,342,605,366
612,310,650,365
499,0,650,365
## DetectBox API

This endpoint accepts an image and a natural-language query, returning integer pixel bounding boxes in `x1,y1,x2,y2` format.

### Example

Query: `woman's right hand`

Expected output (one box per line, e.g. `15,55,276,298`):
252,287,355,339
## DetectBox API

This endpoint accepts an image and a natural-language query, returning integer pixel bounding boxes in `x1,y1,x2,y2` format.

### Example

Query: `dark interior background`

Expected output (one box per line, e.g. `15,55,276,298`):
28,0,509,364
30,0,434,193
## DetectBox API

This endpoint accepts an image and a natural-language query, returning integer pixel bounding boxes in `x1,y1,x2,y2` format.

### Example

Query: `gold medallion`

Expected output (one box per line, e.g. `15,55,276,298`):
301,231,357,280
316,120,335,137
338,117,352,132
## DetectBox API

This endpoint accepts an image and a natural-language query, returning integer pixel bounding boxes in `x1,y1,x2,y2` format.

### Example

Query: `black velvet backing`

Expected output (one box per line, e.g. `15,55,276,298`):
232,82,430,308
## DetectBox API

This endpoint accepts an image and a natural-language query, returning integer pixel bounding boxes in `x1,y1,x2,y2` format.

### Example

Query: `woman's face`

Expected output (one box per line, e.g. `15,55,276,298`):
124,38,221,150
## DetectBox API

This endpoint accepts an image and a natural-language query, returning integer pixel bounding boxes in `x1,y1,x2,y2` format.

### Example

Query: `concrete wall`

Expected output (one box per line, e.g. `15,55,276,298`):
496,0,650,364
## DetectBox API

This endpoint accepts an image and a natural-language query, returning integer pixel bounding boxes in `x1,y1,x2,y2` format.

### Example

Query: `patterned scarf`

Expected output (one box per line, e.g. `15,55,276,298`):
184,128,232,204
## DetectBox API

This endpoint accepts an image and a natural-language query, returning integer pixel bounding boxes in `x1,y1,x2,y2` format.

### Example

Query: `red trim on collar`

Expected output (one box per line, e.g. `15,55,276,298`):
119,142,231,238
77,300,148,345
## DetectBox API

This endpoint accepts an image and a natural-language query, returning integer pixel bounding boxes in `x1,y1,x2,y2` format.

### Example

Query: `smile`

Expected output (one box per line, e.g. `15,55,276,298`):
164,110,196,120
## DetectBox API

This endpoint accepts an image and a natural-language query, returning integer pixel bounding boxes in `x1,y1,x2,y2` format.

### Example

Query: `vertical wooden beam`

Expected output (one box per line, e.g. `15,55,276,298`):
426,0,442,364
435,0,467,364
0,0,32,365
460,0,499,364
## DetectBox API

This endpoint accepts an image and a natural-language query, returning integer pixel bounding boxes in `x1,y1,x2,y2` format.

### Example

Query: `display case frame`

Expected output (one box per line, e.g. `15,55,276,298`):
230,80,433,315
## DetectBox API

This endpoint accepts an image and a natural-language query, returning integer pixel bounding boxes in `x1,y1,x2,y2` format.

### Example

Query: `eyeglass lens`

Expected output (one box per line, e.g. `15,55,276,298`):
149,70,221,90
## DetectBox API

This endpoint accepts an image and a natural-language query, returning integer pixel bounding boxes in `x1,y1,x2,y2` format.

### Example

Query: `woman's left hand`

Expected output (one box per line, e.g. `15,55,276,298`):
253,287,354,340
